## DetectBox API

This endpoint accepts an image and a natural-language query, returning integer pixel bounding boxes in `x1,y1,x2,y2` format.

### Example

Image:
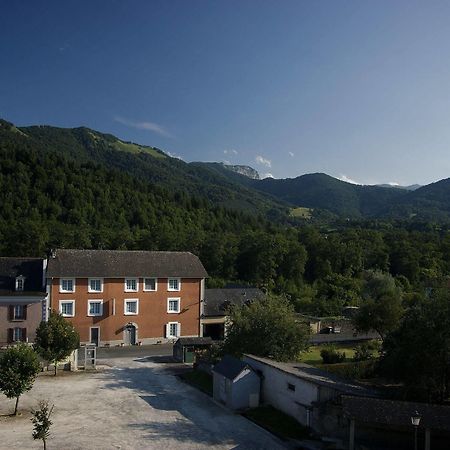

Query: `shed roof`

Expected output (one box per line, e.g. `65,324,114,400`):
244,354,377,397
175,337,213,346
0,258,45,296
342,396,450,432
213,355,253,380
203,288,265,317
46,249,208,278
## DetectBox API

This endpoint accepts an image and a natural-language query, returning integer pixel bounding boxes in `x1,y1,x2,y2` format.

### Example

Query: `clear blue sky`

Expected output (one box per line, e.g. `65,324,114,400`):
1,1,450,185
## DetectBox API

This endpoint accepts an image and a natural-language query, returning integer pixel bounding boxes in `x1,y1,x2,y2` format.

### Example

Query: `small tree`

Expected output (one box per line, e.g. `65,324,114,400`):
222,295,310,361
31,400,54,450
34,312,80,376
0,343,41,415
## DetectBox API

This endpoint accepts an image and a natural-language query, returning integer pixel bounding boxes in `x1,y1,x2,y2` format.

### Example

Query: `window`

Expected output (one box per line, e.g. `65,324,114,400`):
13,327,23,342
59,300,75,317
60,278,75,293
287,383,296,392
168,278,181,291
12,305,25,320
88,278,103,293
88,300,103,317
15,276,25,291
167,322,180,338
167,297,180,313
144,278,157,291
124,299,139,315
125,278,138,292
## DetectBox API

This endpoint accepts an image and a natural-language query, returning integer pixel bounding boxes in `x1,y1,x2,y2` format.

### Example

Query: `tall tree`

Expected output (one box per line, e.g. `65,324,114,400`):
0,343,41,415
223,295,310,361
381,288,450,402
352,271,404,341
34,312,80,376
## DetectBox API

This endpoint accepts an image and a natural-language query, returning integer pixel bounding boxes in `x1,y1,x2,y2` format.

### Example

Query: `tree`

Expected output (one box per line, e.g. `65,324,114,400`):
352,271,404,341
31,400,54,450
380,288,450,402
34,312,80,376
222,295,310,361
0,343,41,415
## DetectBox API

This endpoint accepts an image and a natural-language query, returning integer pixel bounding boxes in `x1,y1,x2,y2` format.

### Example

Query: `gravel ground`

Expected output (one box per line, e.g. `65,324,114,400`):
0,356,285,450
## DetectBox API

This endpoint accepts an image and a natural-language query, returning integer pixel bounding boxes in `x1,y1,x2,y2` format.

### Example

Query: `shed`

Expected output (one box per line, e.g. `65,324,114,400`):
173,337,213,363
212,355,260,410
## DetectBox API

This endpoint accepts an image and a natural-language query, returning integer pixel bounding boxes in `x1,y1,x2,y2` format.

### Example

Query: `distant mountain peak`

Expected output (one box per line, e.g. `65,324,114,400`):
221,163,260,180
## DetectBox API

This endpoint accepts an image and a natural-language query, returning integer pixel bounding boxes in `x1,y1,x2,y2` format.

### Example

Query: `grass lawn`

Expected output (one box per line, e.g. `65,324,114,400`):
244,405,311,441
179,369,213,396
289,207,313,219
299,344,356,365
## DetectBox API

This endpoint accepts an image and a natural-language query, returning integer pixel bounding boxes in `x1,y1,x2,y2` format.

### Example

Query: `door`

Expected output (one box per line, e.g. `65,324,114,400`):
90,327,100,346
124,324,136,345
184,346,195,363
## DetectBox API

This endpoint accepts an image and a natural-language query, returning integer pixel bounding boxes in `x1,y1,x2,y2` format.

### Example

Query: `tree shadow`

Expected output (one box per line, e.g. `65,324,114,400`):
99,365,280,448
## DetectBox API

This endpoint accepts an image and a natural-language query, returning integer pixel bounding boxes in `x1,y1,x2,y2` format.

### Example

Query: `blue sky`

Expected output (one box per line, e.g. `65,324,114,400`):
1,1,450,185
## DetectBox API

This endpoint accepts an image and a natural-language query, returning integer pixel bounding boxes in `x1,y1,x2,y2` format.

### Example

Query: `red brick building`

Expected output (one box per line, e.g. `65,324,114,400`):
46,249,207,346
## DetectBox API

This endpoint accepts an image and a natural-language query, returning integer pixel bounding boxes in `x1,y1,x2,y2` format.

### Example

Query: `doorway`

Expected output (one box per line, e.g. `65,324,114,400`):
124,323,137,345
90,327,100,346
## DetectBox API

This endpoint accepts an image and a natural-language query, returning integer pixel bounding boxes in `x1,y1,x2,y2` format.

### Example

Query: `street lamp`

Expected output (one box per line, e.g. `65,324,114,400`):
411,411,421,450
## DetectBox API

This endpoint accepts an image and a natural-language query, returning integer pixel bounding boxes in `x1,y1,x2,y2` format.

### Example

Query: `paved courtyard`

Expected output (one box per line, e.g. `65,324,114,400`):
0,355,284,449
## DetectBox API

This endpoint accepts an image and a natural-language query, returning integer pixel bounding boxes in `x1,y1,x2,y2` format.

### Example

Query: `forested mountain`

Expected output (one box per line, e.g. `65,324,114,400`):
3,120,287,218
2,118,450,317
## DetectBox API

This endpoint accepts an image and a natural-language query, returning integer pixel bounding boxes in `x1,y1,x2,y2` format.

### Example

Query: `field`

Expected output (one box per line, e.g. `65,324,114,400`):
289,207,313,219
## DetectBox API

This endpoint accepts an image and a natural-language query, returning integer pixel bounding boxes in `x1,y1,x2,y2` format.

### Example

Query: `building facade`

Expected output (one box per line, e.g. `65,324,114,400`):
0,257,47,347
46,249,207,346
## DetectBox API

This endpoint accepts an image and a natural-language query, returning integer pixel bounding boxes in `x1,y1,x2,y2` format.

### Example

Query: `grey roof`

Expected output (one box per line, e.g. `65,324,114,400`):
0,258,45,295
342,395,450,432
46,249,208,278
213,355,254,380
244,354,378,397
203,288,265,317
175,337,213,346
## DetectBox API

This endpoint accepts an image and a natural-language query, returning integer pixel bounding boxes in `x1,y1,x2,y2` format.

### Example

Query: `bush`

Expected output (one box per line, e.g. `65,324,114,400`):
353,340,381,362
320,345,346,364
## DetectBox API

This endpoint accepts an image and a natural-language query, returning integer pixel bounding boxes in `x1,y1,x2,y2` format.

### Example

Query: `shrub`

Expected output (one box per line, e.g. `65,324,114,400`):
353,340,381,362
321,360,377,379
320,345,346,364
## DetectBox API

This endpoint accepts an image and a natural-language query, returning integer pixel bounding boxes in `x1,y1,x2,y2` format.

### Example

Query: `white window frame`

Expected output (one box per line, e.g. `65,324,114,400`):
167,277,181,292
167,321,180,338
59,300,75,318
124,278,139,292
143,277,157,292
15,276,25,291
124,298,139,315
60,278,75,293
12,304,24,320
13,327,22,342
87,299,103,317
167,297,180,314
88,278,103,293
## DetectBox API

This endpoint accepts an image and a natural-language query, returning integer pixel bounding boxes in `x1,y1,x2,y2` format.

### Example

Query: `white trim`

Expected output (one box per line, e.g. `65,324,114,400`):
87,299,103,317
167,277,181,292
124,278,139,292
143,277,157,292
88,278,104,293
60,278,75,293
89,326,100,346
59,300,75,317
167,321,180,338
15,275,25,291
167,297,181,313
124,298,139,315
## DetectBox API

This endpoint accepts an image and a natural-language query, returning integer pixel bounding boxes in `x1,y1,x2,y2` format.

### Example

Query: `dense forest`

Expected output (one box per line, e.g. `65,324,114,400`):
1,119,450,318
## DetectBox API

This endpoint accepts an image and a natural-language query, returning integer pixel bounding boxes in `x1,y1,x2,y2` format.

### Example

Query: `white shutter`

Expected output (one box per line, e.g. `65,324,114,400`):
177,322,181,337
165,323,169,338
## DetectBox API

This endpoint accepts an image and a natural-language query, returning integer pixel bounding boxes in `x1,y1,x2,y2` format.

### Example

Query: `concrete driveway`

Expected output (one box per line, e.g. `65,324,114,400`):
1,355,284,449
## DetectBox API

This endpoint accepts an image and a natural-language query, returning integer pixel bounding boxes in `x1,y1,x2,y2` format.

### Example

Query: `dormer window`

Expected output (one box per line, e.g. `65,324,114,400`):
15,276,25,291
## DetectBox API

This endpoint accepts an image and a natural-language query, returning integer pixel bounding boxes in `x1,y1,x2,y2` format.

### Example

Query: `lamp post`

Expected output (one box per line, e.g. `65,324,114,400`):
411,411,421,450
